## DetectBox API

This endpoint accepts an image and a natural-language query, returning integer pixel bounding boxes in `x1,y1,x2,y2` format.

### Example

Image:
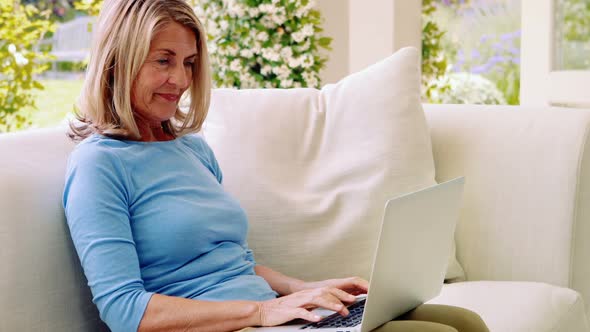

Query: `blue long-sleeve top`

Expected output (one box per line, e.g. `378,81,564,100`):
63,134,277,332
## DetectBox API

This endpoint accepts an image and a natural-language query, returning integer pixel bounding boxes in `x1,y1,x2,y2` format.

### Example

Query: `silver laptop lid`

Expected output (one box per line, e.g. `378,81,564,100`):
360,177,465,332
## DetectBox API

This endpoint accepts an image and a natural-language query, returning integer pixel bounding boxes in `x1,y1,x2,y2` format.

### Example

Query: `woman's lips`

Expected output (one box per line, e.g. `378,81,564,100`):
157,93,180,102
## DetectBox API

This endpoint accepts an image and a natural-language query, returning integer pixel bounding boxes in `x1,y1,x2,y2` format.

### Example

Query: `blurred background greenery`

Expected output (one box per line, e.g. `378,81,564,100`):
2,0,590,133
423,0,521,105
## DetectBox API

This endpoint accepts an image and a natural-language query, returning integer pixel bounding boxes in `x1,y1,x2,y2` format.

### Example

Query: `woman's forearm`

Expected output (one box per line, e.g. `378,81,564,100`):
254,265,306,296
138,293,260,332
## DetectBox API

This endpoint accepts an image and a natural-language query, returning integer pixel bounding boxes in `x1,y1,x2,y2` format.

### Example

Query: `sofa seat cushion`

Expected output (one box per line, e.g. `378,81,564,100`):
428,281,589,332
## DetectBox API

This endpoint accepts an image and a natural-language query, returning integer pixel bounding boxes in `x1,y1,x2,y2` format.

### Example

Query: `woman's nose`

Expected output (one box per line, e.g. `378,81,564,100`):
168,64,189,88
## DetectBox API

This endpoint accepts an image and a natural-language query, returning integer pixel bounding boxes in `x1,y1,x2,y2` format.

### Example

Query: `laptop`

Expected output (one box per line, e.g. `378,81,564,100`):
253,177,465,332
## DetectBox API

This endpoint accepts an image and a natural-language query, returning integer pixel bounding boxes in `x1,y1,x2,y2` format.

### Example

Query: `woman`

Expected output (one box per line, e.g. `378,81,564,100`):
63,1,489,332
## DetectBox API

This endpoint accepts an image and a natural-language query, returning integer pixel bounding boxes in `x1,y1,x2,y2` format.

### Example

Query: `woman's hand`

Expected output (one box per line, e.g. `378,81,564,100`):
256,287,357,326
292,277,369,296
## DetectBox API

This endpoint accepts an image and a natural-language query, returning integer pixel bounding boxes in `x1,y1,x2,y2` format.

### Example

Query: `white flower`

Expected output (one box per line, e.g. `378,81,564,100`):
297,40,311,52
302,72,314,81
272,14,287,25
239,72,257,88
271,9,287,25
292,31,306,43
229,59,242,72
14,52,28,66
248,7,260,17
240,49,253,58
280,79,294,88
208,43,218,54
272,65,291,80
301,54,314,68
260,16,276,29
280,47,293,59
295,0,316,18
197,0,329,89
227,2,246,17
227,44,239,56
262,48,280,62
256,31,269,42
259,4,278,14
8,44,16,54
252,43,262,54
261,65,272,76
433,72,507,104
302,72,318,87
217,57,229,68
206,21,219,36
216,46,226,57
288,56,302,68
248,29,257,39
302,24,315,37
193,6,205,18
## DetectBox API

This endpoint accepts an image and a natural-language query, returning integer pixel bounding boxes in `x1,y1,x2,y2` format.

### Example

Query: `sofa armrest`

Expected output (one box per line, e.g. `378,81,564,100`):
423,104,590,307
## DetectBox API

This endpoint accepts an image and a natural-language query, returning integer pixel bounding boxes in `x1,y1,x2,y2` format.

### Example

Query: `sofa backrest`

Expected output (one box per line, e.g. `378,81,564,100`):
0,128,107,331
424,104,590,313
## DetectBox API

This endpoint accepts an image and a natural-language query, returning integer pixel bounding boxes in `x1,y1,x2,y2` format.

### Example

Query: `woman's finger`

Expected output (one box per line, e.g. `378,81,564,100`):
350,277,369,292
309,292,350,316
293,308,322,322
327,287,357,304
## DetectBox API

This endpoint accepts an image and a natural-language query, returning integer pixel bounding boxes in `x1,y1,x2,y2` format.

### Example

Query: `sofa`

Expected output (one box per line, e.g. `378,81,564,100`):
2,50,590,331
2,102,590,331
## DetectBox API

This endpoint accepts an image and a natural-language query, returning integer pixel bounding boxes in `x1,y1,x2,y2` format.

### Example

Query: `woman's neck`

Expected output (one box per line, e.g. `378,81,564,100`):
134,117,175,142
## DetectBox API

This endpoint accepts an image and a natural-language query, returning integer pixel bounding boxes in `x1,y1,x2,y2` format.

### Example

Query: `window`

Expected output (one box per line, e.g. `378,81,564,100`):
423,0,521,105
521,0,590,107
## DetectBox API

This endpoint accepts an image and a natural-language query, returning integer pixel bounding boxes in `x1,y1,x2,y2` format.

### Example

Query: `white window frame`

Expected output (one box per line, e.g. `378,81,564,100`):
521,0,590,108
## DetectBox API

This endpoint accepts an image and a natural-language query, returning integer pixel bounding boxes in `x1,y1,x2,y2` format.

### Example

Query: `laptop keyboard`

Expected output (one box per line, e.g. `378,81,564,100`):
300,299,366,329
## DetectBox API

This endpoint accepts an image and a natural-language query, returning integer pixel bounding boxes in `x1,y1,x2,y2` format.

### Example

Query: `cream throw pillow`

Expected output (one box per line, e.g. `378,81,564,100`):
204,47,465,282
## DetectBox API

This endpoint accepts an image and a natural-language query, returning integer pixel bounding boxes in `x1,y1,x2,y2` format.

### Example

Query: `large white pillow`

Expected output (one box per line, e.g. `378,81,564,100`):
203,47,464,282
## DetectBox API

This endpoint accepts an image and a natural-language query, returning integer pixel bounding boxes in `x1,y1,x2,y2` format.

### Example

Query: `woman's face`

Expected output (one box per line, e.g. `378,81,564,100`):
131,21,197,126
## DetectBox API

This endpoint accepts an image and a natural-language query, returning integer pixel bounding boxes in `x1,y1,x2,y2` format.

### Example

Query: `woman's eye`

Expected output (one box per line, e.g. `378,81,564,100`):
157,59,169,65
184,61,194,67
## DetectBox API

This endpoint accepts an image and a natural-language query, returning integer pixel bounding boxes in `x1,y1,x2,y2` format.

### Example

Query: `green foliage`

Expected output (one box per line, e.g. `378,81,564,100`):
430,72,507,105
557,0,590,69
0,0,55,132
426,0,520,105
421,0,450,102
23,0,79,22
561,0,590,41
74,0,102,17
22,79,84,129
194,0,332,88
56,60,87,72
421,0,468,103
75,0,332,89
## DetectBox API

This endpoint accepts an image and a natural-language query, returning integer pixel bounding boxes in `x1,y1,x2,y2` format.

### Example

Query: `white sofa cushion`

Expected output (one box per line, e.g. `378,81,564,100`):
428,281,590,332
0,128,107,331
424,104,590,301
204,47,464,281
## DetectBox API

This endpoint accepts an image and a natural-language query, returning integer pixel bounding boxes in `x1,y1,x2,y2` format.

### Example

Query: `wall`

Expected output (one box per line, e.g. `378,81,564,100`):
317,0,350,85
318,0,423,85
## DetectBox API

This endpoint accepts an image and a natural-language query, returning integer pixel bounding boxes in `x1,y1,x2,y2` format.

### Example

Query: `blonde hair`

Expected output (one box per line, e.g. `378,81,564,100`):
69,0,211,141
